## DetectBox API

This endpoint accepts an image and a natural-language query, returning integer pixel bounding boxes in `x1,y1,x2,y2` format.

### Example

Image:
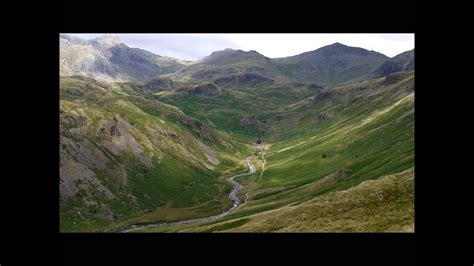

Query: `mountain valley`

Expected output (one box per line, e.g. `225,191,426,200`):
59,34,414,232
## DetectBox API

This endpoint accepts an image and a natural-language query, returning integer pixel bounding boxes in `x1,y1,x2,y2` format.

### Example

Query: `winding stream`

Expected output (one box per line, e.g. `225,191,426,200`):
121,157,256,233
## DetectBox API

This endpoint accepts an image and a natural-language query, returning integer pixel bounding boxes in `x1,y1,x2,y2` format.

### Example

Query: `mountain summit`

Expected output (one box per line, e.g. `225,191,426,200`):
90,35,123,49
272,43,389,85
312,42,387,57
201,48,270,65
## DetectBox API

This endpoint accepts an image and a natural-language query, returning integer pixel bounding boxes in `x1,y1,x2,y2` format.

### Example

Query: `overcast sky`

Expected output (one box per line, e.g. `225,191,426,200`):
67,33,414,61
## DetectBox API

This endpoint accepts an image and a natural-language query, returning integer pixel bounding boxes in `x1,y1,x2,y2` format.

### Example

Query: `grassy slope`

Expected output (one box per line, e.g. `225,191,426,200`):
60,61,414,233
151,167,414,232
132,72,414,232
158,83,318,141
59,77,254,232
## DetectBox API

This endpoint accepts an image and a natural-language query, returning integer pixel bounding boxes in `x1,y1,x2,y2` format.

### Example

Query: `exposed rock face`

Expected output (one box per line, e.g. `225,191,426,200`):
61,113,87,129
108,45,163,79
164,111,219,142
244,66,266,74
65,87,84,96
188,83,220,96
96,118,121,138
59,158,115,200
62,137,109,170
60,34,188,81
90,35,123,50
238,73,274,86
271,114,286,121
196,140,220,166
240,115,255,126
145,77,175,92
382,72,408,86
60,36,121,80
326,168,350,182
318,113,329,120
373,62,406,78
313,90,332,103
164,131,178,138
308,83,324,91
98,117,153,169
370,49,414,78
60,111,153,202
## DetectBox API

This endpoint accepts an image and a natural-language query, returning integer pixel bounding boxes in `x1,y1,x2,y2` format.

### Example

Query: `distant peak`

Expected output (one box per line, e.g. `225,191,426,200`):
208,48,238,55
312,42,352,53
92,35,123,47
329,42,346,47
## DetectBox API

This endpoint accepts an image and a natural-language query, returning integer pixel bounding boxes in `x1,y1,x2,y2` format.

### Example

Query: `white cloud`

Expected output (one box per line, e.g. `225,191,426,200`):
65,33,414,61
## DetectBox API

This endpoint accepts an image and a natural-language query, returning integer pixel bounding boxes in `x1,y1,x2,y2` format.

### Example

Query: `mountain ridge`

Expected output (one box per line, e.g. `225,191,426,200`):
368,49,414,78
167,43,410,87
60,34,189,82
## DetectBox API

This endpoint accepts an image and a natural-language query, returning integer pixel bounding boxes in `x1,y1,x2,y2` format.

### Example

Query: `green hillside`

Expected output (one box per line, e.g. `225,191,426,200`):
59,37,415,232
133,71,414,232
60,76,253,232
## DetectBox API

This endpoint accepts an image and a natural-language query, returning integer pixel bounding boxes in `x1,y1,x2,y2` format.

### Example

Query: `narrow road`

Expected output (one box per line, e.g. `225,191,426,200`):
121,157,256,233
259,149,266,182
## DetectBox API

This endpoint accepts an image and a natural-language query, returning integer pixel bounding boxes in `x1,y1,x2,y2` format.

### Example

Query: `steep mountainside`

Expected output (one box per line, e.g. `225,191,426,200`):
60,35,191,82
169,43,396,88
144,70,414,232
368,49,415,78
273,43,389,85
167,48,281,86
60,76,252,231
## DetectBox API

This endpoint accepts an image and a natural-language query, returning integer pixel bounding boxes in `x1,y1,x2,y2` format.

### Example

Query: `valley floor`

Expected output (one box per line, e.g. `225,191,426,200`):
133,167,414,232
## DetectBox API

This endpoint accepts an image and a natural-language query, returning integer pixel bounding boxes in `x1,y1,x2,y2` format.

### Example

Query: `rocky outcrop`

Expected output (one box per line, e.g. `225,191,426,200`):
98,117,153,169
308,83,324,91
271,114,286,121
96,117,121,138
196,140,220,166
382,72,408,86
369,49,414,78
187,83,220,96
318,113,329,121
164,112,219,142
238,73,274,86
325,168,350,182
313,90,332,103
59,158,115,200
145,77,175,92
65,87,84,96
239,115,255,126
60,34,187,81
